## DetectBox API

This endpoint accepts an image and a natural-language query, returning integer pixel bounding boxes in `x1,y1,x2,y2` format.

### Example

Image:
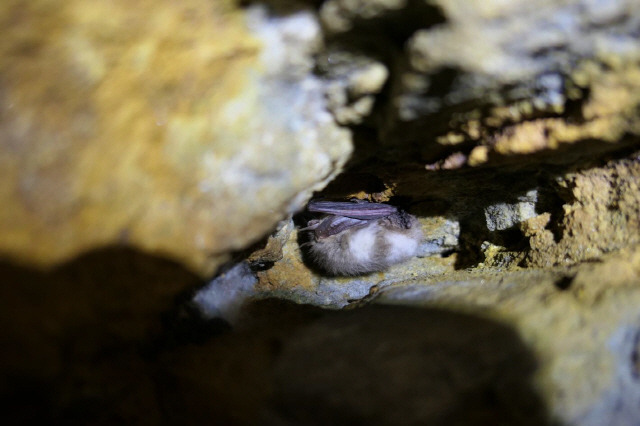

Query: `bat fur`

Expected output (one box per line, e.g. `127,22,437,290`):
302,200,423,276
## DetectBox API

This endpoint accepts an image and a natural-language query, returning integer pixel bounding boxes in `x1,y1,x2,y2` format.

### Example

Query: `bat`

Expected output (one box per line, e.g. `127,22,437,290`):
301,199,423,276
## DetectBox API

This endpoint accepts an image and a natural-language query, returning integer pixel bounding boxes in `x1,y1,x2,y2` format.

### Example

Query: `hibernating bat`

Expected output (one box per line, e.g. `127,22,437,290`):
301,199,423,276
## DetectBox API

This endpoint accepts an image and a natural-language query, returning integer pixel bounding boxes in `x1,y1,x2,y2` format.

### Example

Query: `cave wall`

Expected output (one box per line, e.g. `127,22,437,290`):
1,0,640,424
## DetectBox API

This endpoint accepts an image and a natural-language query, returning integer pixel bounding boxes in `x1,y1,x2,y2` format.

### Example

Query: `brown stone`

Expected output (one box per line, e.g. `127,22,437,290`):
0,0,351,276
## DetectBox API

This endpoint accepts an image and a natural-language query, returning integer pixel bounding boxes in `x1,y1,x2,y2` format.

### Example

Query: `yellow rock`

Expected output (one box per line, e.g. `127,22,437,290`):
0,1,352,276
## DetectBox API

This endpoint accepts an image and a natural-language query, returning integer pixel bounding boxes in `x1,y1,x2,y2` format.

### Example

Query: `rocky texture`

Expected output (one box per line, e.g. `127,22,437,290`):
377,244,640,426
193,262,258,324
524,153,640,267
184,242,640,426
318,49,389,125
0,1,351,276
251,216,457,308
251,147,640,301
234,1,640,423
3,0,640,425
4,245,638,424
320,0,640,165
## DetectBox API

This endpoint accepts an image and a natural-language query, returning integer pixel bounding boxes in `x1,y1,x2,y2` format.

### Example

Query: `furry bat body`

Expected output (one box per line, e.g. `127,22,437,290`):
302,200,423,276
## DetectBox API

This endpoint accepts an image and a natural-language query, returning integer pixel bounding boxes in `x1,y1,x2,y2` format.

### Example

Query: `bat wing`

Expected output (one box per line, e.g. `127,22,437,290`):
308,200,397,220
313,215,367,238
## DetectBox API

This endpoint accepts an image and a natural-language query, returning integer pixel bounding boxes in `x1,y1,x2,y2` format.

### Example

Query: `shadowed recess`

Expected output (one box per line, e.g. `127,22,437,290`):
0,247,202,425
267,303,549,425
0,249,549,425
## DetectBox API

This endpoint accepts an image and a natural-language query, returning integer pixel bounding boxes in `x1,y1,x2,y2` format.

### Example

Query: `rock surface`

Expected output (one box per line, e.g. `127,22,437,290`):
0,1,351,276
377,244,640,426
320,0,640,164
2,0,640,425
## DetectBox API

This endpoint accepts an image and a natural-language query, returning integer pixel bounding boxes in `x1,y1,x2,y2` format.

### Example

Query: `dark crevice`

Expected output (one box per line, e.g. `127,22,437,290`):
554,275,574,291
323,0,446,48
536,183,571,244
564,85,591,124
238,0,326,14
631,329,640,380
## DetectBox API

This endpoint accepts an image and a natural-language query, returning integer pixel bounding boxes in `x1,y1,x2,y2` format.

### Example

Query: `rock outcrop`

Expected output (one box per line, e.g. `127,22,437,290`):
2,1,640,425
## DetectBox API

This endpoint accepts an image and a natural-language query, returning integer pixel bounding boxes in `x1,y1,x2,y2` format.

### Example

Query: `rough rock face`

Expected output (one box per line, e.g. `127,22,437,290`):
2,0,640,425
0,0,351,276
524,154,640,267
235,1,640,424
378,244,640,426
320,0,640,164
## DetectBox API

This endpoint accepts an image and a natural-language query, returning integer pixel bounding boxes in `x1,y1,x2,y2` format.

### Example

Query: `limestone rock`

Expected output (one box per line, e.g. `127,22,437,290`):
319,0,640,164
3,0,640,424
388,0,640,160
525,153,640,267
156,299,548,425
192,262,257,324
0,1,352,276
317,48,389,125
484,189,538,232
377,244,640,426
320,0,409,34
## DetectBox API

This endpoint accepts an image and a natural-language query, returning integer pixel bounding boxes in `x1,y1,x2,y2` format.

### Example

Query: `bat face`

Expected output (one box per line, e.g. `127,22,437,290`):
301,199,423,276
